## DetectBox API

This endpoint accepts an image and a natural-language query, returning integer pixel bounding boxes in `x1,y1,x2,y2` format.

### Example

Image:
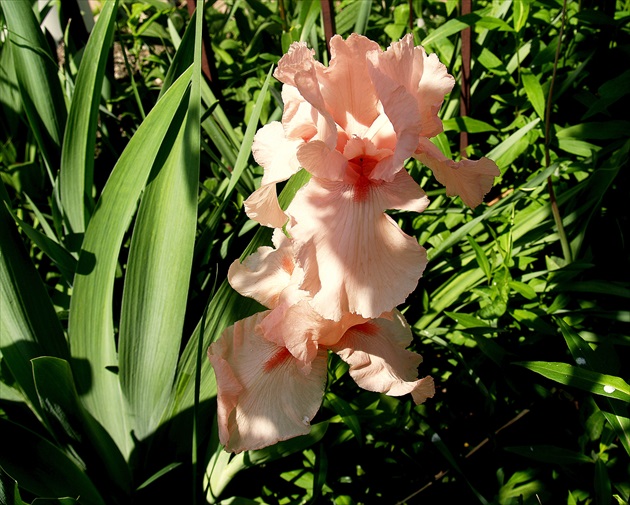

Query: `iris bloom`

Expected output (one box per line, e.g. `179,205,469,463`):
207,234,434,453
245,33,498,321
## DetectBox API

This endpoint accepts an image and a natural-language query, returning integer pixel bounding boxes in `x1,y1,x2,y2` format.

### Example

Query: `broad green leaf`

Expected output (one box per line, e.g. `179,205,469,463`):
477,48,508,76
0,418,105,505
442,117,497,133
505,445,592,465
557,138,600,157
512,0,531,32
466,235,491,281
1,0,67,171
516,361,630,402
0,34,22,138
422,16,473,47
32,357,131,497
0,182,68,411
444,311,489,328
556,318,598,370
521,69,545,121
118,2,202,441
335,1,363,36
509,281,537,300
59,0,118,235
68,66,194,457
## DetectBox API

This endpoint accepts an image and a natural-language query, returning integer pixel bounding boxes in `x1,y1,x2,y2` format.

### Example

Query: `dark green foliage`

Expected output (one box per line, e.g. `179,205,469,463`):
0,0,628,504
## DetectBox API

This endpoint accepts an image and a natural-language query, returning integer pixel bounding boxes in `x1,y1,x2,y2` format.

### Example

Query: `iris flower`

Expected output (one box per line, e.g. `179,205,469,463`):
245,33,498,321
208,234,434,453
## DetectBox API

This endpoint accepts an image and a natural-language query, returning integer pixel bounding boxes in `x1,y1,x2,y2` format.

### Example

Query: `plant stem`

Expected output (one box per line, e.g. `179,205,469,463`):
544,0,572,264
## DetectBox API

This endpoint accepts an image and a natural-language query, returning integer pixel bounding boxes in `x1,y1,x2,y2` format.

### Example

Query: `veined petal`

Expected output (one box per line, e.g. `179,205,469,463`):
297,140,347,181
368,34,454,140
228,231,298,309
281,85,319,141
252,122,302,186
274,42,319,87
244,184,288,228
288,178,427,320
260,298,368,371
375,165,430,213
366,69,422,181
316,34,381,135
208,312,328,453
330,312,435,404
415,137,500,209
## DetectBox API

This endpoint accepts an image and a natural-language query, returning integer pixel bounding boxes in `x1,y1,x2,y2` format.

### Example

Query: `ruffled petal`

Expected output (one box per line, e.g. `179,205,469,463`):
275,41,338,148
316,34,381,136
243,184,287,228
288,177,427,321
252,122,302,186
260,297,368,372
415,137,500,209
228,231,298,309
207,312,328,453
368,35,454,140
375,168,430,213
330,312,435,404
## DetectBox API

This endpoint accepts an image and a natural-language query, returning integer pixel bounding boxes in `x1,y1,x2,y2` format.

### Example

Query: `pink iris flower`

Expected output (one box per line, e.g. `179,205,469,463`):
245,33,498,321
207,234,434,453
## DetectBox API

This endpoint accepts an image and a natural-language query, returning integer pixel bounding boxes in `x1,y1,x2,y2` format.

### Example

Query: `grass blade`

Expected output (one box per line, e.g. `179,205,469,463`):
59,0,118,234
353,0,372,35
1,1,67,172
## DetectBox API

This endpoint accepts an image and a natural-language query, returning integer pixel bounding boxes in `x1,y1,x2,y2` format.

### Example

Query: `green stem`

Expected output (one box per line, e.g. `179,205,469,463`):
544,0,572,264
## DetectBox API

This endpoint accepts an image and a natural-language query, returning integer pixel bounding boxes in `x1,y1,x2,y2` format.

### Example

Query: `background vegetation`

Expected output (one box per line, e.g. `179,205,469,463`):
1,0,628,503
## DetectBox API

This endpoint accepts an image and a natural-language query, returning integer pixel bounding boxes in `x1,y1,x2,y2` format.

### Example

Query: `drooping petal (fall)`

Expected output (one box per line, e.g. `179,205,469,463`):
253,122,303,186
415,137,500,209
228,231,299,309
243,183,288,228
330,312,435,404
288,171,428,321
208,312,328,453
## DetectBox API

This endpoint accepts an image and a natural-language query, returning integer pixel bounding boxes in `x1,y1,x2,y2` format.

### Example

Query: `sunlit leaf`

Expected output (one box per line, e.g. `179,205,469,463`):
68,67,194,457
516,361,630,402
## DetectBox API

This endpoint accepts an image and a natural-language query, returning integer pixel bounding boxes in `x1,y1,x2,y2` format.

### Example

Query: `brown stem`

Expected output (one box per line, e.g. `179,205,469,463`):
321,0,336,60
459,0,472,158
186,0,219,89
